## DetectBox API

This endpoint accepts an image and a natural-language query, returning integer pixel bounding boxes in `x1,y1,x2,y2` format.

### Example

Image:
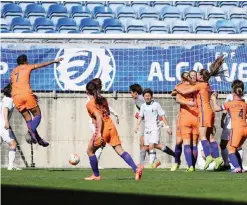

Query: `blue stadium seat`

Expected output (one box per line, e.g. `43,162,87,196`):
85,1,105,12
183,7,204,26
0,1,14,7
0,29,11,33
151,1,173,12
68,30,81,33
116,6,137,25
171,20,191,34
130,1,150,13
1,3,23,24
160,6,181,22
125,19,147,33
1,18,9,31
33,17,55,33
40,1,58,12
10,17,32,33
195,1,217,14
93,6,114,25
193,20,214,33
45,30,57,33
107,1,126,13
102,18,123,33
240,1,247,8
63,1,82,13
139,7,159,23
56,17,77,33
174,1,195,13
148,20,169,34
22,30,34,33
228,7,247,26
24,3,46,24
18,1,36,11
79,18,100,33
238,20,247,33
47,4,68,25
206,7,226,25
218,1,239,12
216,19,236,34
70,6,91,26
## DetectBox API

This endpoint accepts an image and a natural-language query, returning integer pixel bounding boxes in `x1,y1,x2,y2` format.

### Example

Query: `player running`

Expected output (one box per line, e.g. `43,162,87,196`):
130,84,161,168
86,78,119,169
211,80,247,173
10,55,63,147
135,88,174,167
219,80,246,171
85,81,143,180
175,57,224,170
0,83,21,170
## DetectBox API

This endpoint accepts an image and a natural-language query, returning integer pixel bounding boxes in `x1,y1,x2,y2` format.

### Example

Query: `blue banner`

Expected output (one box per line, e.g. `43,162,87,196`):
1,45,247,92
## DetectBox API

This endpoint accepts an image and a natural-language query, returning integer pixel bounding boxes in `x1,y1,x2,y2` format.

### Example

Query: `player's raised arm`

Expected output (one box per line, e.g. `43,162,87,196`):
33,58,63,70
176,94,195,107
211,92,223,112
175,85,197,95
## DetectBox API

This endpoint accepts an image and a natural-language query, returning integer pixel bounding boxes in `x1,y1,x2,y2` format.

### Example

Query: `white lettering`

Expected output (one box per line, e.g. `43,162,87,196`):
238,63,247,83
225,63,237,82
164,62,175,81
148,62,163,81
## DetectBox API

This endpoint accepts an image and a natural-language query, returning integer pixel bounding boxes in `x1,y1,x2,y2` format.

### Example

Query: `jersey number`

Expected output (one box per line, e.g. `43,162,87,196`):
15,72,19,83
238,109,244,119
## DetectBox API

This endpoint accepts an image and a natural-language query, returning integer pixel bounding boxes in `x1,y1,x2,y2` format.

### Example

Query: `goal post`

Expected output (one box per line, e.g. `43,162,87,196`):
1,33,247,169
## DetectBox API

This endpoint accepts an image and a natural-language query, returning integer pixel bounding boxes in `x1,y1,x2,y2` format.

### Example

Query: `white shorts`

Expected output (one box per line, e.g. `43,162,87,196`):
144,129,160,145
89,123,95,134
0,128,15,144
221,128,231,141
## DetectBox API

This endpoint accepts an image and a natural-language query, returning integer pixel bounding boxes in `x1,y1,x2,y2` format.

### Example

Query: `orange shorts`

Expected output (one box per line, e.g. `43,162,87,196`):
90,124,121,147
180,114,199,140
229,126,247,148
198,110,214,128
13,93,37,112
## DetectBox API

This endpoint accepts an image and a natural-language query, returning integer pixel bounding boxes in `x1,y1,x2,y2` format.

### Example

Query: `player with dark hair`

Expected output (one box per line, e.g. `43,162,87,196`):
85,81,143,180
0,83,21,170
211,80,246,173
175,56,224,170
11,54,63,147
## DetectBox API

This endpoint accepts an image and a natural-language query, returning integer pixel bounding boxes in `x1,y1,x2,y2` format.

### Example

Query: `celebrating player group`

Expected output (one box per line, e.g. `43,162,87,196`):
1,54,246,179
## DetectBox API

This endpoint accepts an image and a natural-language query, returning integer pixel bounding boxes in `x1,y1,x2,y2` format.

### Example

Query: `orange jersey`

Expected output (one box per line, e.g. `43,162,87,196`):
193,82,213,113
222,100,247,129
11,64,35,96
176,83,198,118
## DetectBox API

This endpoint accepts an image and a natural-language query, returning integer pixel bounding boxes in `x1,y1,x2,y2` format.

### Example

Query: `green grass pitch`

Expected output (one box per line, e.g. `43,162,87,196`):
1,168,247,202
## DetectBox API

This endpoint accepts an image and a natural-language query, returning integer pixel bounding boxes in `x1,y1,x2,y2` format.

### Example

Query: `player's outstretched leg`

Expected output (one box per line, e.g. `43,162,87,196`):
155,144,175,157
114,145,144,180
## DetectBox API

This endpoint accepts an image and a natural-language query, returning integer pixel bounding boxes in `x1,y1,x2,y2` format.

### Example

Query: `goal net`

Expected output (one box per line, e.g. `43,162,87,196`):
1,34,247,169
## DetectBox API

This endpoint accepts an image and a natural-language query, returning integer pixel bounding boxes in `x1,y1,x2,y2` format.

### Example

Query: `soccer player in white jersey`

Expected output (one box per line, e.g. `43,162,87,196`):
135,88,175,167
130,84,161,168
0,83,21,170
86,78,119,169
219,80,247,170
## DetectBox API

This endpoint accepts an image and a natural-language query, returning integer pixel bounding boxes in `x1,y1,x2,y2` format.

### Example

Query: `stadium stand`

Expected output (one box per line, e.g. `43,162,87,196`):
0,1,246,33
10,16,32,32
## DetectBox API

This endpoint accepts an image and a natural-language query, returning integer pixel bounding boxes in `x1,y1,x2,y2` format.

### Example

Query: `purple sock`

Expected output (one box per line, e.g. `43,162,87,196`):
210,141,220,158
229,153,240,169
184,145,193,167
235,151,243,169
120,152,137,172
89,155,100,177
26,115,42,141
192,145,198,166
174,144,182,163
201,140,211,157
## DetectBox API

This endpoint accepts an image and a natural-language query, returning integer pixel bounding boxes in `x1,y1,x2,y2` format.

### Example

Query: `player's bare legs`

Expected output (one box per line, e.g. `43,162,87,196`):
113,145,143,180
139,135,147,165
171,136,182,171
7,138,21,171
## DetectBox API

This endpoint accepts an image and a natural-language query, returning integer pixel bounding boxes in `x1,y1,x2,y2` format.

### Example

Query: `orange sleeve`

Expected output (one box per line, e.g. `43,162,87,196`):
27,64,36,71
222,102,230,111
86,101,98,116
193,83,202,91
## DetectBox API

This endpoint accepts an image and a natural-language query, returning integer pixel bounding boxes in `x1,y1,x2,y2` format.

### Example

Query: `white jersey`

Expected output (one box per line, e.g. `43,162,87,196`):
223,94,247,129
139,100,166,131
134,95,145,111
0,96,14,128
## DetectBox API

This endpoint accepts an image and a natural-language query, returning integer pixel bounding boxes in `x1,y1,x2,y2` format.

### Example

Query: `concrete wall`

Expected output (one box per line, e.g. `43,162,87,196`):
1,93,246,169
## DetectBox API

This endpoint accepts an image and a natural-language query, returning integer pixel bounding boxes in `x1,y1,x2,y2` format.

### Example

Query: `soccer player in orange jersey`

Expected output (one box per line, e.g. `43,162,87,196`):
175,59,224,170
85,81,143,180
10,55,63,147
211,80,247,173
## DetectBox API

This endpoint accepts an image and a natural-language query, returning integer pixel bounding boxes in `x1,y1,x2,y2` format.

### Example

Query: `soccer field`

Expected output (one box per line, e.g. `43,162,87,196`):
2,168,247,203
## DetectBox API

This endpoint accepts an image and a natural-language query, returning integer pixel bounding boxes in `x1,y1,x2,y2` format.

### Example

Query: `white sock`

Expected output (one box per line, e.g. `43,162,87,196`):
221,148,229,166
9,148,16,168
238,149,243,162
95,147,103,161
149,150,156,165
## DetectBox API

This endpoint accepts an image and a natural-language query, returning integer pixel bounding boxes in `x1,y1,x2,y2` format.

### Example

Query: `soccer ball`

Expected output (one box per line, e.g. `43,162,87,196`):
69,153,80,166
